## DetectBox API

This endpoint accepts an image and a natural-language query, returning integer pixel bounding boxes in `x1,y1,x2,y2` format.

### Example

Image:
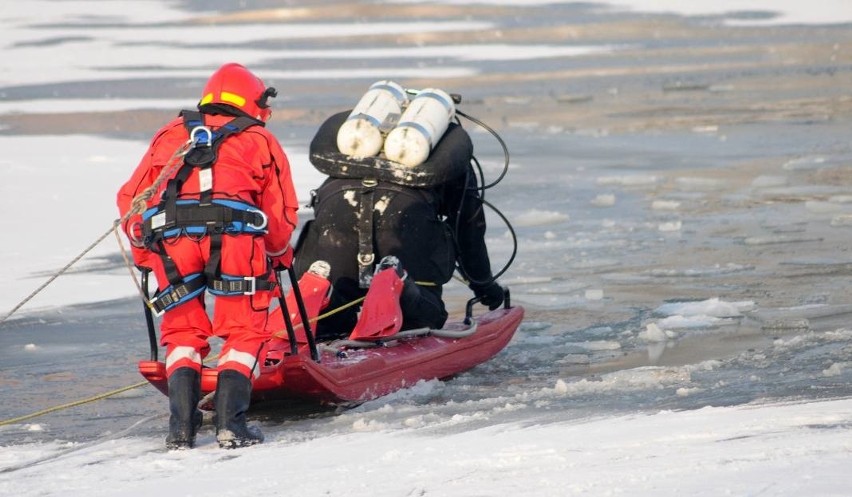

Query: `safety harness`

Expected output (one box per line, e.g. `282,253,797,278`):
142,110,275,315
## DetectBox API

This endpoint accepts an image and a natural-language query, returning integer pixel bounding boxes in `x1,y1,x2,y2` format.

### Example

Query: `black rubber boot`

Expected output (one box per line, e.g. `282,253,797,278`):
400,277,448,330
214,370,263,449
165,367,202,450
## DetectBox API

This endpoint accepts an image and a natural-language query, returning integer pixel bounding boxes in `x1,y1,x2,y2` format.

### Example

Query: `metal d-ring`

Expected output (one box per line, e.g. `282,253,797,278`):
189,126,213,147
246,208,268,231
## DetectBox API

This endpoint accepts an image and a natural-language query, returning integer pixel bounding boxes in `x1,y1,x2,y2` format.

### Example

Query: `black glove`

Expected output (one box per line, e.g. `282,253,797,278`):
470,282,505,310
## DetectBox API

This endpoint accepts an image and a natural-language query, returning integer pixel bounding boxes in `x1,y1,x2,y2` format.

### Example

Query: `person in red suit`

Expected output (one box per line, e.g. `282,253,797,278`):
117,63,298,450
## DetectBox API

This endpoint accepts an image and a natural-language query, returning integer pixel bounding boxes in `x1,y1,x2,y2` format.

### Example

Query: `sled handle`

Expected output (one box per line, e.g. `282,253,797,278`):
272,271,299,356
288,266,320,363
464,288,511,325
274,270,300,357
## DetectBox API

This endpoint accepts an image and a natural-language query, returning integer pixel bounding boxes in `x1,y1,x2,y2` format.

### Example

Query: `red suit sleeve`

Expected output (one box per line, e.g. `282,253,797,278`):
116,122,182,269
259,135,299,258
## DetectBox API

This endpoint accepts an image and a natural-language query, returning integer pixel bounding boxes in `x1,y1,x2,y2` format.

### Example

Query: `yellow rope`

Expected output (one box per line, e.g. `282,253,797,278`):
268,296,365,340
267,280,433,340
0,381,151,427
0,292,370,425
1,288,427,425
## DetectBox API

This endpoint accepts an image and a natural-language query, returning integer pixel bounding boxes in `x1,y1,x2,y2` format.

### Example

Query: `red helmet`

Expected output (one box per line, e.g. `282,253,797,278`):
199,63,277,121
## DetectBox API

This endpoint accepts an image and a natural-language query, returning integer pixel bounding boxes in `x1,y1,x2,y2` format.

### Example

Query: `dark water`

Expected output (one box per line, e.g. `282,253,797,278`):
4,288,852,446
0,299,166,444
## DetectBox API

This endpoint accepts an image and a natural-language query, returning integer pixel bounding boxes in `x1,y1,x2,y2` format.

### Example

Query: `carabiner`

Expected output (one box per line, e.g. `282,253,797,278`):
189,126,213,147
246,208,268,231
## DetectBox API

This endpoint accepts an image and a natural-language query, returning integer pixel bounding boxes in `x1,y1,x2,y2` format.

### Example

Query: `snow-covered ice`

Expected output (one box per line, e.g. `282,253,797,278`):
2,1,852,496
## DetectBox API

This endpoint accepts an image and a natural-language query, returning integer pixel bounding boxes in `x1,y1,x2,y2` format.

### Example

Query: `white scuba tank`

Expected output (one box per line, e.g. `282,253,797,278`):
336,80,408,158
383,88,455,168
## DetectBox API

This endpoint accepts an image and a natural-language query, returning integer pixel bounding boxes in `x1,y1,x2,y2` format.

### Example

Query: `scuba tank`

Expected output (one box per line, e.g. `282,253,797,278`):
336,80,408,159
383,88,455,168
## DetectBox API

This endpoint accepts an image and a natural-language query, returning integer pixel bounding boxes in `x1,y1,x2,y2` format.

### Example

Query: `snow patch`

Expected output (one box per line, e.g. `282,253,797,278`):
514,209,570,227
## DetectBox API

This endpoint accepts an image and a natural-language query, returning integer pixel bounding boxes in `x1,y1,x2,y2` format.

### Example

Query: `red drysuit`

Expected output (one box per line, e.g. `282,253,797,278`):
117,113,298,379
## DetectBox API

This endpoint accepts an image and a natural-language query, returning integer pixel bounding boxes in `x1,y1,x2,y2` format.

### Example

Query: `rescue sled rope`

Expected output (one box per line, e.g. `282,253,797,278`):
267,296,366,341
0,295,366,426
0,357,223,427
0,140,194,326
0,381,150,427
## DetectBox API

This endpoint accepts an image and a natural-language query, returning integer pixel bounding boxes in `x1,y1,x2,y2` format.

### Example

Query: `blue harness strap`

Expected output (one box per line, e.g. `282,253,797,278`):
141,199,268,242
149,272,206,316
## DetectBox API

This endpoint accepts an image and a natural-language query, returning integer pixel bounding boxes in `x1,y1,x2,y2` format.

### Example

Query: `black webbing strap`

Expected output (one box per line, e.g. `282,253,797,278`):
209,269,276,295
357,179,377,288
179,111,261,169
173,204,263,226
150,276,206,315
205,231,224,289
142,203,267,245
201,229,276,295
182,111,260,205
157,240,184,290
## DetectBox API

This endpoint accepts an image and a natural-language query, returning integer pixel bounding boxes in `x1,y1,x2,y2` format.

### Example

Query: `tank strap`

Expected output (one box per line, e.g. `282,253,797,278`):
357,178,378,288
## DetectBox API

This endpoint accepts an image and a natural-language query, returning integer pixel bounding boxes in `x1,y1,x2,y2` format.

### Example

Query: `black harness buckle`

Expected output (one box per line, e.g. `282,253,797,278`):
211,276,257,296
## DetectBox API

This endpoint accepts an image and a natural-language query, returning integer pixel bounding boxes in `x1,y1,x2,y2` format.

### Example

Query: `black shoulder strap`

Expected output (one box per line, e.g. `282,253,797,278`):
180,111,261,167
179,111,261,204
158,112,260,215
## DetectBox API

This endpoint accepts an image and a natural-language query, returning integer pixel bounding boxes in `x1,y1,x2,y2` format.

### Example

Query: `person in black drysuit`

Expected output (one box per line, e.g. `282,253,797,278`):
293,112,505,340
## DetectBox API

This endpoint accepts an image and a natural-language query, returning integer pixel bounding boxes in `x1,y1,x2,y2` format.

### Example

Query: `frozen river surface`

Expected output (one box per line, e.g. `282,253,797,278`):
2,1,852,495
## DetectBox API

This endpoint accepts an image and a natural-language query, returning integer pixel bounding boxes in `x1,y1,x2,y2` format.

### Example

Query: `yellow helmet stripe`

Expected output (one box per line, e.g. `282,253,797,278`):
219,91,246,107
200,93,214,105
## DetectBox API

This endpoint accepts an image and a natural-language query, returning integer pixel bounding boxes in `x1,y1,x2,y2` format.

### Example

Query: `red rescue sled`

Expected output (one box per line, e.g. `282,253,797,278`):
137,269,523,406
